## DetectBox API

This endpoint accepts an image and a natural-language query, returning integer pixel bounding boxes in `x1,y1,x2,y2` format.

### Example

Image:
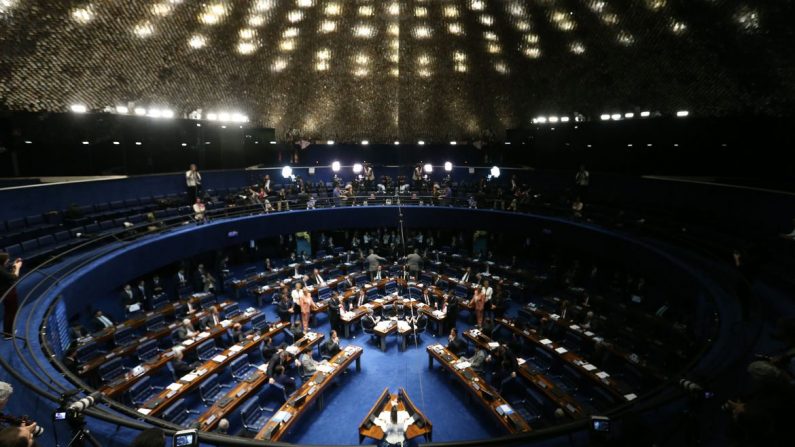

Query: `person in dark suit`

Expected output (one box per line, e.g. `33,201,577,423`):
193,264,206,292
444,296,460,333
327,292,342,333
309,268,325,286
92,310,114,331
446,327,466,355
266,351,294,377
171,350,194,377
354,289,367,308
135,280,149,302
322,330,342,357
270,365,296,393
277,293,293,323
289,320,304,341
362,308,379,331
174,318,197,341
120,284,137,306
260,336,277,360
227,323,244,344
200,306,221,330
420,288,435,307
174,269,189,297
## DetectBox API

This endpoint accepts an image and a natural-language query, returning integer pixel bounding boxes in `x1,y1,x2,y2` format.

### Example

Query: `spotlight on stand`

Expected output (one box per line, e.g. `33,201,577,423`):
490,166,501,178
353,163,363,174
423,163,433,174
281,166,293,178
332,161,341,172
444,161,453,172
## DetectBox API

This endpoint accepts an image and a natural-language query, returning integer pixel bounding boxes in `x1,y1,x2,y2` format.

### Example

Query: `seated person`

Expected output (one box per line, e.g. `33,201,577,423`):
175,318,197,341
322,330,342,357
289,320,304,341
266,351,297,378
353,289,368,308
120,284,140,309
463,349,489,371
299,352,330,375
270,365,296,393
373,405,413,447
200,306,221,330
260,336,277,360
171,350,195,377
309,268,326,286
92,310,114,331
227,323,244,344
362,308,380,331
446,327,466,355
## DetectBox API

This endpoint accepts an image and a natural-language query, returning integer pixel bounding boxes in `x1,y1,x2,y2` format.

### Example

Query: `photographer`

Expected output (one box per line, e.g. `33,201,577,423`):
0,381,40,445
0,253,23,340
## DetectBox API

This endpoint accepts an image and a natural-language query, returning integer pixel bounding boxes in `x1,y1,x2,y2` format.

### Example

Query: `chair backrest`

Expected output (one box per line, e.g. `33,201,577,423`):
114,327,135,346
384,281,398,294
162,398,187,424
76,343,100,363
366,287,378,298
199,373,220,400
437,279,449,291
250,314,269,332
98,357,124,383
239,396,260,427
354,274,367,286
535,347,555,364
149,293,169,310
196,339,217,361
317,286,331,300
407,286,422,298
199,293,217,309
145,314,165,332
419,273,433,285
261,383,287,406
229,356,248,379
223,303,241,320
137,339,159,362
128,376,152,405
453,284,468,298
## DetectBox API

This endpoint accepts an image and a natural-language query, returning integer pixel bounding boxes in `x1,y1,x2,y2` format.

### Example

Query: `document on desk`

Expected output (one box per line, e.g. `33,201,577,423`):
488,342,500,349
582,363,597,371
229,345,243,353
555,347,568,354
182,339,195,346
198,331,211,338
220,320,232,328
137,408,151,415
181,373,198,382
432,310,445,318
455,361,471,370
375,321,391,331
540,339,553,345
286,345,300,355
397,321,411,331
316,364,335,374
212,354,227,363
167,383,183,391
596,372,610,379
272,410,292,423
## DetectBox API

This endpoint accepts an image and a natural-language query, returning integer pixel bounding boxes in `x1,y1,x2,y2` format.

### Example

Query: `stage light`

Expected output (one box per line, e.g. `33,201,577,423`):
640,111,651,117
24,140,32,144
115,106,128,114
625,112,634,118
444,162,453,172
353,163,363,174
281,166,293,178
327,140,335,145
112,141,119,145
504,142,511,145
450,141,457,145
207,113,218,121
221,125,227,129
181,143,187,147
82,141,89,145
162,109,174,119
361,140,369,145
418,140,425,145
600,114,610,120
219,112,230,121
423,163,433,173
561,116,570,122
135,141,142,145
676,110,689,117
196,123,201,127
549,116,559,123
611,114,621,120
134,107,147,116
394,141,399,145
537,116,547,123
70,104,87,113
148,108,162,118
332,161,341,172
490,166,501,178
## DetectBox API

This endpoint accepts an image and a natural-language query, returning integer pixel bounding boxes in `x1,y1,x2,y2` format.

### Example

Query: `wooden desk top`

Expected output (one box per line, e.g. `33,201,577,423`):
195,329,324,432
99,308,267,397
137,320,300,417
522,304,668,382
77,292,211,348
462,329,585,419
255,345,363,441
359,387,432,443
496,318,636,402
79,300,236,376
426,344,531,434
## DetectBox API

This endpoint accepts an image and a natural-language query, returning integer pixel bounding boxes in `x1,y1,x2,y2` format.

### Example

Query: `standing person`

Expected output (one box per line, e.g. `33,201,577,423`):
193,197,206,223
575,164,589,199
363,163,375,189
472,288,485,328
299,289,315,332
1,254,22,340
405,249,423,280
186,163,202,204
481,279,494,320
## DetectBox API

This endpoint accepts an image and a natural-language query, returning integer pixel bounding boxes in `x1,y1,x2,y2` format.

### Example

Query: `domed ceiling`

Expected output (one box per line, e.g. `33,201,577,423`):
0,0,792,142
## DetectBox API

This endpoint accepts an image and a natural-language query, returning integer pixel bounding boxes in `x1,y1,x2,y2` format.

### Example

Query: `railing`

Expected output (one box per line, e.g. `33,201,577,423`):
1,195,724,447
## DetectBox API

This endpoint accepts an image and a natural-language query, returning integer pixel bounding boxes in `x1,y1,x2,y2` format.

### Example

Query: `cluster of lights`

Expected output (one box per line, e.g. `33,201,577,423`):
205,112,249,123
199,3,228,26
71,5,95,24
532,115,573,124
597,110,687,120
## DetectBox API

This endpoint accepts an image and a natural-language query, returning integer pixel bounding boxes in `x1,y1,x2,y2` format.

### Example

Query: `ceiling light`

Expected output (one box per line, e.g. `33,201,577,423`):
70,104,87,113
423,163,433,173
327,140,335,145
282,166,293,178
444,162,453,171
418,140,425,145
676,110,689,117
331,161,341,172
115,105,128,114
353,163,363,174
361,140,369,145
490,166,501,178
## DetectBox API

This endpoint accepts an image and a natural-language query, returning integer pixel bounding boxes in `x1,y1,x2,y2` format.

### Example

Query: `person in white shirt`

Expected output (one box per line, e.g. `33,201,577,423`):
185,163,202,204
460,267,472,283
290,283,304,324
92,310,114,331
374,405,412,447
193,198,206,223
481,279,494,320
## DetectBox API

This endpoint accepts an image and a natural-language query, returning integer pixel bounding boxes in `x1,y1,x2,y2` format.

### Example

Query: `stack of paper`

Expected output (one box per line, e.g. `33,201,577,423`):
285,345,299,355
540,339,553,345
555,347,568,354
212,354,227,363
583,364,597,371
455,361,471,370
167,383,183,391
272,410,292,423
220,320,232,328
229,345,243,353
596,372,610,379
181,373,197,382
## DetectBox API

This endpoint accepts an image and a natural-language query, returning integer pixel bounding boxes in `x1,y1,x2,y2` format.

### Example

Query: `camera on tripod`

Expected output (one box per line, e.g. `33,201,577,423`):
53,390,102,447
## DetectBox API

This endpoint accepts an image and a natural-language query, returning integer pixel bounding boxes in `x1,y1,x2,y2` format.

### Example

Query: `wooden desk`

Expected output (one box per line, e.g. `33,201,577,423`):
496,318,636,403
79,300,235,376
76,292,211,350
358,387,432,444
195,329,324,431
426,344,531,434
99,308,269,398
137,321,305,417
522,304,668,383
372,320,398,351
462,329,585,419
254,346,363,441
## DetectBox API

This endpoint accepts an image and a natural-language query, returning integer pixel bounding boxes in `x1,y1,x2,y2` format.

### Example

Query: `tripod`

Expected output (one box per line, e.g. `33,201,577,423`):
54,414,101,447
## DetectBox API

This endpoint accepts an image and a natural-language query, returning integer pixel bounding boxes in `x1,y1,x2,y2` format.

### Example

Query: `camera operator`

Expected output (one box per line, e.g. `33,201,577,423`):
0,381,40,445
0,253,23,340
